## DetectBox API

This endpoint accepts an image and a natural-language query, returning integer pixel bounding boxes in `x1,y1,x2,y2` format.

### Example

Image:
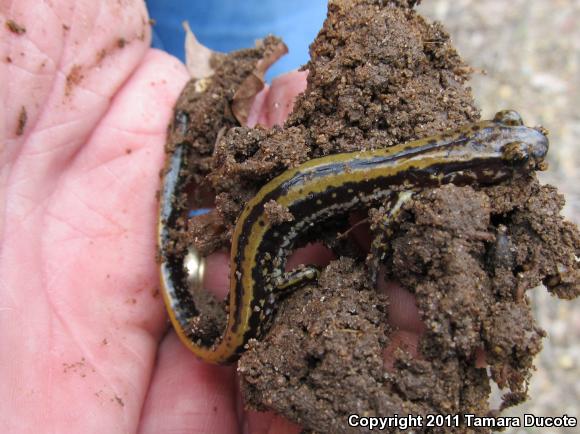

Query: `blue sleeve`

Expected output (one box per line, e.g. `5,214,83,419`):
146,0,327,80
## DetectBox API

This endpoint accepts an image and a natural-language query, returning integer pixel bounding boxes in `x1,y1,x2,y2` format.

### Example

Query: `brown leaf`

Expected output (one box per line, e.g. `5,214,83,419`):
183,21,219,80
232,39,288,125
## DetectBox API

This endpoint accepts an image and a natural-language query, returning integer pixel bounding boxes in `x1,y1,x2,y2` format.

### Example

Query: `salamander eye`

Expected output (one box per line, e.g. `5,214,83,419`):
502,141,530,164
494,110,524,126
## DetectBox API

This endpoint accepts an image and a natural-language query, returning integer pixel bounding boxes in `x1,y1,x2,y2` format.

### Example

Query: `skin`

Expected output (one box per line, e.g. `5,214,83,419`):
0,1,463,433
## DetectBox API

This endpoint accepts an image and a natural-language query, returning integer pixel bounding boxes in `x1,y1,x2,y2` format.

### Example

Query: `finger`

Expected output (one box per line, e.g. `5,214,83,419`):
204,251,231,299
252,70,309,128
244,410,301,434
377,271,426,371
383,330,421,371
246,85,270,128
347,211,373,252
138,332,239,434
286,242,335,270
378,276,426,334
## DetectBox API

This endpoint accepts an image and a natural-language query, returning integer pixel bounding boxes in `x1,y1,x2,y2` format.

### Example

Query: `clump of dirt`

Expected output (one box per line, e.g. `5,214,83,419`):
164,0,580,432
163,35,288,257
202,0,480,244
166,35,288,183
286,0,478,154
240,178,579,433
6,19,26,35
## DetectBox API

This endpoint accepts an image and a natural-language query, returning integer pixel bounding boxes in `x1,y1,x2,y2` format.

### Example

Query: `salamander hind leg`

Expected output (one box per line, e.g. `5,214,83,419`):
367,191,414,283
273,266,321,296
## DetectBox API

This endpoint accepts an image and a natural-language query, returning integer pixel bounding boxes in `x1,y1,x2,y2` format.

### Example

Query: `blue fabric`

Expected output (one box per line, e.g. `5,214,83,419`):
188,208,211,217
147,0,327,80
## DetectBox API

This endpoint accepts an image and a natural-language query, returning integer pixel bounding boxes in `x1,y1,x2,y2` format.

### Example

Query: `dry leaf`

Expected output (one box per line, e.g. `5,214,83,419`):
232,39,288,125
183,21,219,80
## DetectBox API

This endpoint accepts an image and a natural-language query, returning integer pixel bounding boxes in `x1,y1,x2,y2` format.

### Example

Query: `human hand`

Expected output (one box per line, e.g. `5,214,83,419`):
0,1,427,433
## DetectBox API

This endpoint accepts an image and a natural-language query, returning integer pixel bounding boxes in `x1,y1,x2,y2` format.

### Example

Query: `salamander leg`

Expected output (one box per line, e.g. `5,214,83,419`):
273,266,321,295
367,191,414,283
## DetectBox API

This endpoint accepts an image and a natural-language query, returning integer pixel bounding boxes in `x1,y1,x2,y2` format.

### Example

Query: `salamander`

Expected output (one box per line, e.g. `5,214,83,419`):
158,110,549,364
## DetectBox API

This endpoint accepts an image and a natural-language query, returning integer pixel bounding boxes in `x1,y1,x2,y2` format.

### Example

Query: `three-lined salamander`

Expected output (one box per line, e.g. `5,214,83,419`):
158,110,549,364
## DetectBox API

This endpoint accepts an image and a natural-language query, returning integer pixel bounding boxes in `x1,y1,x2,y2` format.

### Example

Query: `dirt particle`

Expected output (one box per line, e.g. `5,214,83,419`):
6,20,26,35
263,200,294,225
96,49,107,64
65,65,84,97
113,395,124,407
62,357,87,376
16,106,27,136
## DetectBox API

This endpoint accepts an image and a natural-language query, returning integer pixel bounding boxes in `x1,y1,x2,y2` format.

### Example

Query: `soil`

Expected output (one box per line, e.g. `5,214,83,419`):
6,19,26,35
16,106,27,136
163,0,580,432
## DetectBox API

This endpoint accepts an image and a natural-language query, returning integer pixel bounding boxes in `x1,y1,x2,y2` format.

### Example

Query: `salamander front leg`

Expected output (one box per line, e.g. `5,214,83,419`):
368,191,414,283
273,266,321,295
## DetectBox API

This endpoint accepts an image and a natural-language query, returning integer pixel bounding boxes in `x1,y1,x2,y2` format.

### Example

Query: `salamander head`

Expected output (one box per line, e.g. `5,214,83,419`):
494,110,549,170
501,133,549,171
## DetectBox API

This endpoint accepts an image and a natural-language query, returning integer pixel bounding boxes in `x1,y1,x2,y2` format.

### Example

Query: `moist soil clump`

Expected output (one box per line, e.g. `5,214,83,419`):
164,0,580,432
162,34,289,259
